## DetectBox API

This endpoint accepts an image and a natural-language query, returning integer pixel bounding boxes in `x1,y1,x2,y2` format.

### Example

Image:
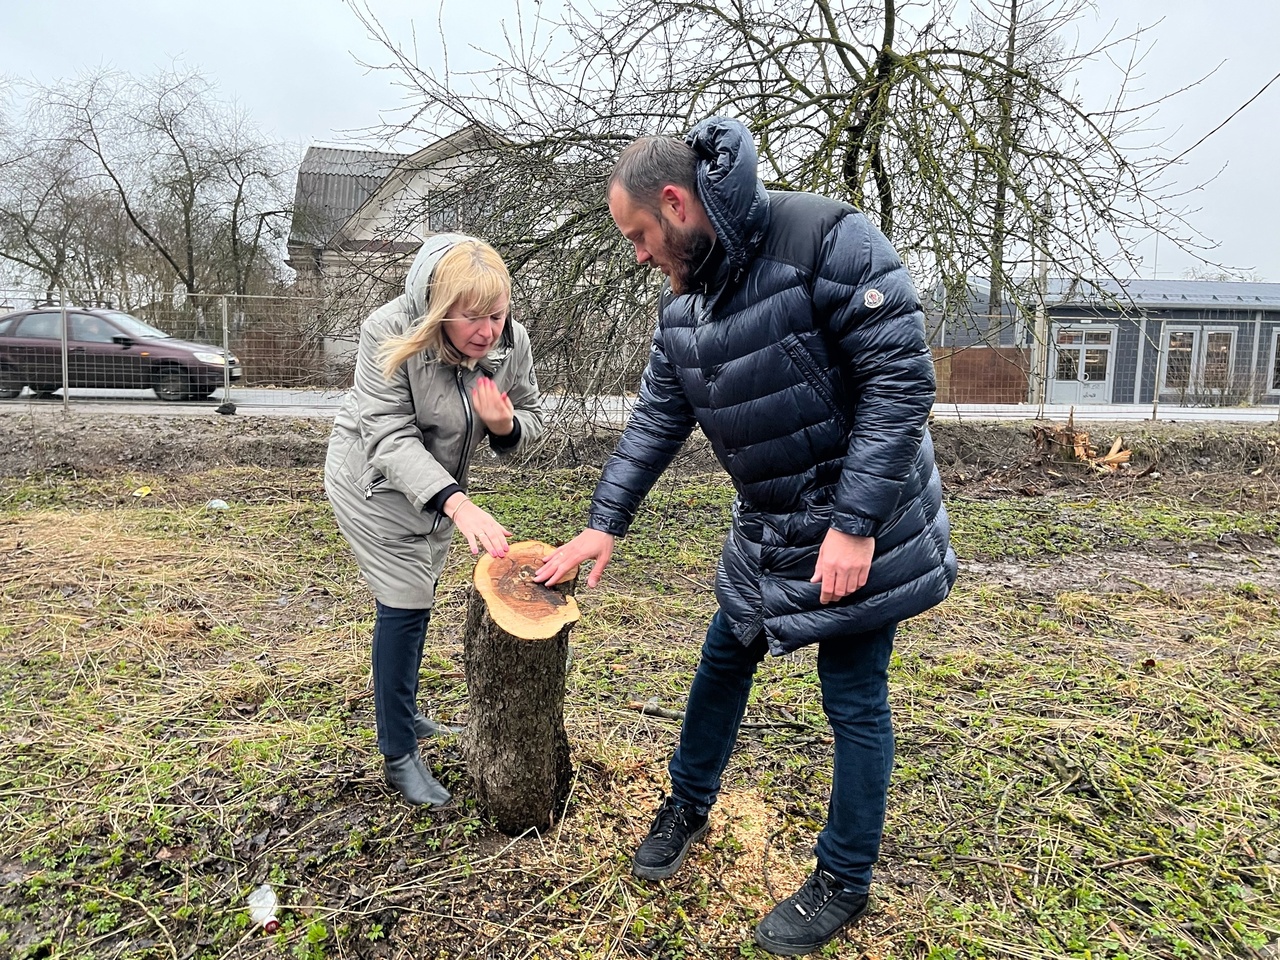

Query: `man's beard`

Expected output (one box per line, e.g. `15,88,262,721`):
660,217,715,295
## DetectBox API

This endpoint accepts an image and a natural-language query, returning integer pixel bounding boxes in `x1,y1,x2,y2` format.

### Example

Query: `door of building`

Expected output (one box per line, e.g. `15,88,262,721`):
1049,325,1116,404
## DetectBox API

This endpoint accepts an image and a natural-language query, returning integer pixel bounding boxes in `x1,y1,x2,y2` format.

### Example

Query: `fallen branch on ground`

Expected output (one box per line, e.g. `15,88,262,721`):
624,701,811,730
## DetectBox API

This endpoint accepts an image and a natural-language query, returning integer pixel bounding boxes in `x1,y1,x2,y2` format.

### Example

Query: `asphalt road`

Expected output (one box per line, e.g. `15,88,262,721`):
2,386,1279,424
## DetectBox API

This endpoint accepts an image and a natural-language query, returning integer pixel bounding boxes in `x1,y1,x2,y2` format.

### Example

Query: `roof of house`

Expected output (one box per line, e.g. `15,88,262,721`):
1054,278,1280,310
286,128,499,253
958,277,1280,312
288,146,409,248
335,126,495,240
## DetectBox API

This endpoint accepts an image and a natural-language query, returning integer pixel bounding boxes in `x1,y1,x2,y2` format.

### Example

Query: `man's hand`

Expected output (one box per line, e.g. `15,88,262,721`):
535,528,615,588
810,530,875,604
445,492,513,557
471,376,514,436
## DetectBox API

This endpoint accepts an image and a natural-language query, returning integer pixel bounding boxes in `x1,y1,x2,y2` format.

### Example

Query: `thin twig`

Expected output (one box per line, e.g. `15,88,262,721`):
624,701,810,730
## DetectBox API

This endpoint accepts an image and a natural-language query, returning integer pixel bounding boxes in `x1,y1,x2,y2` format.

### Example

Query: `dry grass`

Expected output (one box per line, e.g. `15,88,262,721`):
1,462,1278,960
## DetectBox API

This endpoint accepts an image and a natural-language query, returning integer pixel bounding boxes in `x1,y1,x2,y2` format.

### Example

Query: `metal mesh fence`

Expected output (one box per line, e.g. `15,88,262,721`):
137,294,336,389
0,288,369,408
2,289,1278,423
930,309,1280,419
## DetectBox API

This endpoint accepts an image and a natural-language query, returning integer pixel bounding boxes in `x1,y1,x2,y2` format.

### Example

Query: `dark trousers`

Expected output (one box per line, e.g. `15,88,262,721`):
667,609,896,893
372,601,431,757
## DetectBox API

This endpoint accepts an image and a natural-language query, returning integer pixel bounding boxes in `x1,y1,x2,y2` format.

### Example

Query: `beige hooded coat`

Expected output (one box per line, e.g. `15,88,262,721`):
324,234,544,608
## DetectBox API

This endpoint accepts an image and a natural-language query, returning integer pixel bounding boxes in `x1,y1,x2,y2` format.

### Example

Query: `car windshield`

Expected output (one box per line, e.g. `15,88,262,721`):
103,311,172,340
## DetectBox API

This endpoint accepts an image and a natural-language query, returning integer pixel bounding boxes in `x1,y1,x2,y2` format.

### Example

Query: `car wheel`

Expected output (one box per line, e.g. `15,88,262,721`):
32,384,59,399
154,366,190,402
0,365,21,399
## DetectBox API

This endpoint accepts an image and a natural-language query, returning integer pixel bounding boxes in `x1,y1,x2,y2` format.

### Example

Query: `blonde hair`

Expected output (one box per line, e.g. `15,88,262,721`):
379,240,511,380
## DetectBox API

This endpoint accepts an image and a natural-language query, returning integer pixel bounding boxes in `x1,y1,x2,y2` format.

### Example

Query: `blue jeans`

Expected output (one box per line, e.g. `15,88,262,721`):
372,601,431,757
667,610,896,893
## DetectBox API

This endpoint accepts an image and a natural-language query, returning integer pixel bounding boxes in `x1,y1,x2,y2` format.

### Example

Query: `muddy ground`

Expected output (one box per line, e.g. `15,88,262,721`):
1,407,1277,481
4,408,1280,602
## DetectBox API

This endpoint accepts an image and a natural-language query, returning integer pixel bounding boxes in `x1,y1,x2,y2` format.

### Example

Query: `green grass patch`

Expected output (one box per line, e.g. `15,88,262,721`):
951,494,1280,560
1,464,1277,958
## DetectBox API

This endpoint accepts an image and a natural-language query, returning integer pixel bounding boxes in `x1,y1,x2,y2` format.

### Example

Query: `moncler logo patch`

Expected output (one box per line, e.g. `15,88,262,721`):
864,288,885,309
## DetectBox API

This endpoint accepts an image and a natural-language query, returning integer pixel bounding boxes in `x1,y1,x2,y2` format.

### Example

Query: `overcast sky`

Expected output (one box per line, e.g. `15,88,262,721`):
4,0,1278,281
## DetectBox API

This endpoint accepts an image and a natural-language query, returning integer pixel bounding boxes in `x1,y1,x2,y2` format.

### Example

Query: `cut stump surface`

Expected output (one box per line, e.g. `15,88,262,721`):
473,541,580,639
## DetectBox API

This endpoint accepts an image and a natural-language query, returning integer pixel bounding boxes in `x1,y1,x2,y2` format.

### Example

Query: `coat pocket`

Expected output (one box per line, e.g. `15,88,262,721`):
363,474,388,500
780,334,849,430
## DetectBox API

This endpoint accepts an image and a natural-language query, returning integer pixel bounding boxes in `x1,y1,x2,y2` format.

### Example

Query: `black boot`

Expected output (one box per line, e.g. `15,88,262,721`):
753,867,869,956
632,795,709,880
413,712,461,739
383,750,451,807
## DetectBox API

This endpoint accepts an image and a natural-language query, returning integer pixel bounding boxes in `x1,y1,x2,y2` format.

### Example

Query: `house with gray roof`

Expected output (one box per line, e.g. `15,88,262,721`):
284,127,498,376
286,125,494,288
931,278,1280,408
287,147,407,265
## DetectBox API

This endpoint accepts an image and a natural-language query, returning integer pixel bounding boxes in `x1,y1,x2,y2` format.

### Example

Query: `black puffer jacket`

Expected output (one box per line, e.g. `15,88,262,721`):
590,117,957,654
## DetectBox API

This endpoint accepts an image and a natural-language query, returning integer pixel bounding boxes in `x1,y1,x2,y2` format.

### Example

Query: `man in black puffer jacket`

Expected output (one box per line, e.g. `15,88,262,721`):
537,116,957,955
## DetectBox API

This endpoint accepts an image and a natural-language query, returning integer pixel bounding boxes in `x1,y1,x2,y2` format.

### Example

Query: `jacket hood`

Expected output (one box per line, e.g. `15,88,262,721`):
404,232,480,319
684,117,771,271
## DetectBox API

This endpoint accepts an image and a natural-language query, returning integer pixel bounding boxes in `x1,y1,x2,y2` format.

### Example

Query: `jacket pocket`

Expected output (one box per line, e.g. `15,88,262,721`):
781,334,849,430
363,474,388,500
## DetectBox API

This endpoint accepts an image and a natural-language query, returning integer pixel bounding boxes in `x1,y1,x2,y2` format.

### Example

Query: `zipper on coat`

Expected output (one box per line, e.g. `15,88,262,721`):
454,367,475,488
424,369,476,535
781,336,849,429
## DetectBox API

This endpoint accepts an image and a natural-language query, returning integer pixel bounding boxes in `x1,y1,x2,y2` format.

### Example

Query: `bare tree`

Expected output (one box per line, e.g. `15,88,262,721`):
1,69,294,310
0,139,86,299
348,0,1210,402
0,88,115,300
39,69,293,299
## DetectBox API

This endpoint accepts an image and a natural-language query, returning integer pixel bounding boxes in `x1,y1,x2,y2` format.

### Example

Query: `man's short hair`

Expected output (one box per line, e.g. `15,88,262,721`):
607,136,698,213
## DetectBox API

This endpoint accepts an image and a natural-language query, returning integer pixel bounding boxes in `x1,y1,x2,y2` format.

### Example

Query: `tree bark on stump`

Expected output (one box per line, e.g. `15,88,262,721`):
462,540,579,834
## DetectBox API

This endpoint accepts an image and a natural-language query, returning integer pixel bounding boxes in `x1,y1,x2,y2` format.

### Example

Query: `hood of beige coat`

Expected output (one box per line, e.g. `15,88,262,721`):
403,232,479,320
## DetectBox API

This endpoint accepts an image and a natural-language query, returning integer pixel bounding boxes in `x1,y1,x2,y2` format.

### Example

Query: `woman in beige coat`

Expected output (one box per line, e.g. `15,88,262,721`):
325,235,544,806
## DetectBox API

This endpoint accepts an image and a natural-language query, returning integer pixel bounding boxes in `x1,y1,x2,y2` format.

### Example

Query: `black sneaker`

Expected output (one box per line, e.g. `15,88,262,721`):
753,868,869,956
631,796,709,880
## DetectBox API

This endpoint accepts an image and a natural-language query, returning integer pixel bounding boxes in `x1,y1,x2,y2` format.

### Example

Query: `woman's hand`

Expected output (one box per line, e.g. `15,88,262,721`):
471,376,515,437
445,492,512,557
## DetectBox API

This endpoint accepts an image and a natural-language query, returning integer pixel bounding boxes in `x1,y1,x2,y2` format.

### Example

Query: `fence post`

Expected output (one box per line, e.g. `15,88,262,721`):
60,290,70,414
217,296,236,415
221,297,232,400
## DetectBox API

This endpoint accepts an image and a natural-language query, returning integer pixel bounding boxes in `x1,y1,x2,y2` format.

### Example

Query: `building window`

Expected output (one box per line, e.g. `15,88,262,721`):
1270,331,1280,393
1163,330,1194,390
1160,326,1238,399
428,191,460,232
1053,326,1115,385
1202,331,1233,390
1055,328,1080,380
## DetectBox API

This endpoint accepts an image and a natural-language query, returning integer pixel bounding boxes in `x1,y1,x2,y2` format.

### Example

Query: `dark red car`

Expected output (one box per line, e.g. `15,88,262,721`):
0,307,242,401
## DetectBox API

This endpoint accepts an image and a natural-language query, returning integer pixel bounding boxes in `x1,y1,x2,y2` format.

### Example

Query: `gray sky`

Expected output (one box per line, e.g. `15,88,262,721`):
4,0,1278,281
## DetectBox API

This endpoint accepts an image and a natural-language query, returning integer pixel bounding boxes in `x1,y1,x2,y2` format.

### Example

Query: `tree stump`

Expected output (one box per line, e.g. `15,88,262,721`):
462,540,579,834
